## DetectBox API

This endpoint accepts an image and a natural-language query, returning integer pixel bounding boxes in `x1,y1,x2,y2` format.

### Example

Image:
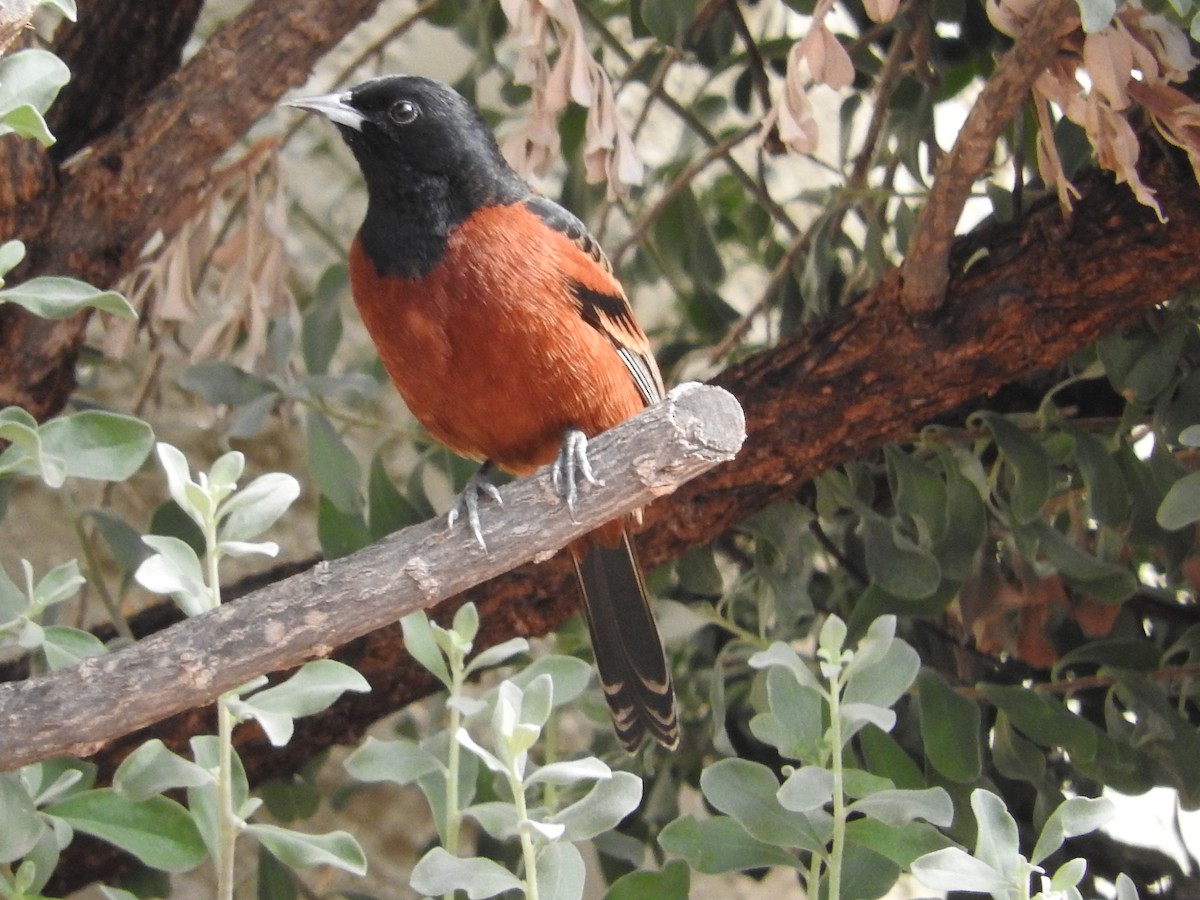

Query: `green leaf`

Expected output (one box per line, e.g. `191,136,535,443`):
973,411,1051,524
0,102,55,145
605,859,690,900
228,391,280,439
315,494,371,558
1158,470,1200,530
837,840,903,900
846,818,958,869
549,771,642,842
749,664,825,763
410,846,523,898
775,765,834,815
0,557,28,621
465,636,529,675
248,824,366,875
534,842,585,900
218,472,300,543
112,739,213,801
400,611,453,688
256,842,299,900
367,452,420,538
992,710,1047,782
0,240,25,280
1030,796,1115,864
344,735,443,786
452,601,480,644
934,449,988,579
1069,428,1130,526
1119,322,1187,403
702,759,827,852
639,0,706,45
857,725,925,791
504,653,593,707
848,786,953,828
300,264,346,374
46,789,205,873
0,406,54,483
40,625,106,669
0,773,43,863
87,508,154,572
970,789,1020,871
861,514,941,600
885,445,947,545
27,558,84,612
979,684,1098,761
843,624,921,712
188,735,247,858
38,411,154,482
675,544,724,596
306,409,361,515
748,641,824,693
0,49,70,146
917,669,982,782
178,362,279,407
0,276,135,320
233,660,369,746
1029,520,1137,602
135,535,210,617
658,815,800,874
910,846,1006,893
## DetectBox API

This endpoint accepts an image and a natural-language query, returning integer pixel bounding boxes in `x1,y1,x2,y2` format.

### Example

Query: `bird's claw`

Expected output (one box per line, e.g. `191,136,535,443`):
447,470,503,550
551,428,603,520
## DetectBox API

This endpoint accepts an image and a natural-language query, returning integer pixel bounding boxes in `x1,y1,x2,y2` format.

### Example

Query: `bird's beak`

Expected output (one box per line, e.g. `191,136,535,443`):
283,91,365,132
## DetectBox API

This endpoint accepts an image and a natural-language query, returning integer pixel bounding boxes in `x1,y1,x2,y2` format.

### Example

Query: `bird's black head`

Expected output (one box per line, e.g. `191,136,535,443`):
287,75,529,276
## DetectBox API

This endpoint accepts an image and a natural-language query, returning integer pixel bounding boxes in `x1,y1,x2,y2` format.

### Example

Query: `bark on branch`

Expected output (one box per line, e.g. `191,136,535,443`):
0,384,746,771
900,0,1078,316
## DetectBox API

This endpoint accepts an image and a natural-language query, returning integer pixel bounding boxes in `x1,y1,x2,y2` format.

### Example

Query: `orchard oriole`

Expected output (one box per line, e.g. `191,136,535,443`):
287,75,679,751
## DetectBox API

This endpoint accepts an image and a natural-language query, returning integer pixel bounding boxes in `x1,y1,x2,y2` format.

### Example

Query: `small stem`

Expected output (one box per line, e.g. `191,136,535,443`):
697,607,763,646
444,671,464,854
509,770,540,900
215,694,239,900
542,710,560,813
60,489,135,643
806,851,823,898
826,672,846,900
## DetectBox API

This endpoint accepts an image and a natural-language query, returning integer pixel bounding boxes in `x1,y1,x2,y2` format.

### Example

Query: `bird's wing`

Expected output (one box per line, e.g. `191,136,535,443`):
523,195,664,407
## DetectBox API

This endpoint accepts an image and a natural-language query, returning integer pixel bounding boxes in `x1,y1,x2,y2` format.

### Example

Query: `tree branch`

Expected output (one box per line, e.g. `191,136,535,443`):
0,384,745,771
899,0,1078,316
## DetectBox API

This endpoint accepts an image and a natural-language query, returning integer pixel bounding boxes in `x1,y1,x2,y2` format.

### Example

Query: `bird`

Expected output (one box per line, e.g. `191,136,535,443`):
285,75,679,751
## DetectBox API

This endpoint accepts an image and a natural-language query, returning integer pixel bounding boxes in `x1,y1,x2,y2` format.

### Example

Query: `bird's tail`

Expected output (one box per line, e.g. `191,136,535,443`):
571,529,679,751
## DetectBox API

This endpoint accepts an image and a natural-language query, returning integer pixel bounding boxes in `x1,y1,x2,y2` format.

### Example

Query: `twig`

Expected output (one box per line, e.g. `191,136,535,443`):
959,663,1200,701
577,3,799,238
0,384,746,772
708,10,913,362
899,0,1077,316
612,125,759,267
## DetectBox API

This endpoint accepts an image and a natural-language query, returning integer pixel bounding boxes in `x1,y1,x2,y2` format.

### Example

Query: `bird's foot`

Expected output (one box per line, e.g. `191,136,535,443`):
551,428,604,521
446,464,502,550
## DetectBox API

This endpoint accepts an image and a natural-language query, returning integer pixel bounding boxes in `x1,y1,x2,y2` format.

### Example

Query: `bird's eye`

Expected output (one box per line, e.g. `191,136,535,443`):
388,99,419,125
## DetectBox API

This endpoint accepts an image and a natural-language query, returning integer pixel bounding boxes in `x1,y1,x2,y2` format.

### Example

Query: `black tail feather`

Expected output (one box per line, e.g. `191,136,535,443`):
573,533,679,751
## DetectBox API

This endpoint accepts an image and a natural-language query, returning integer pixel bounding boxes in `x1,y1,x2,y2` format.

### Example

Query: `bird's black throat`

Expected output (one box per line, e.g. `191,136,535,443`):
352,136,528,280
